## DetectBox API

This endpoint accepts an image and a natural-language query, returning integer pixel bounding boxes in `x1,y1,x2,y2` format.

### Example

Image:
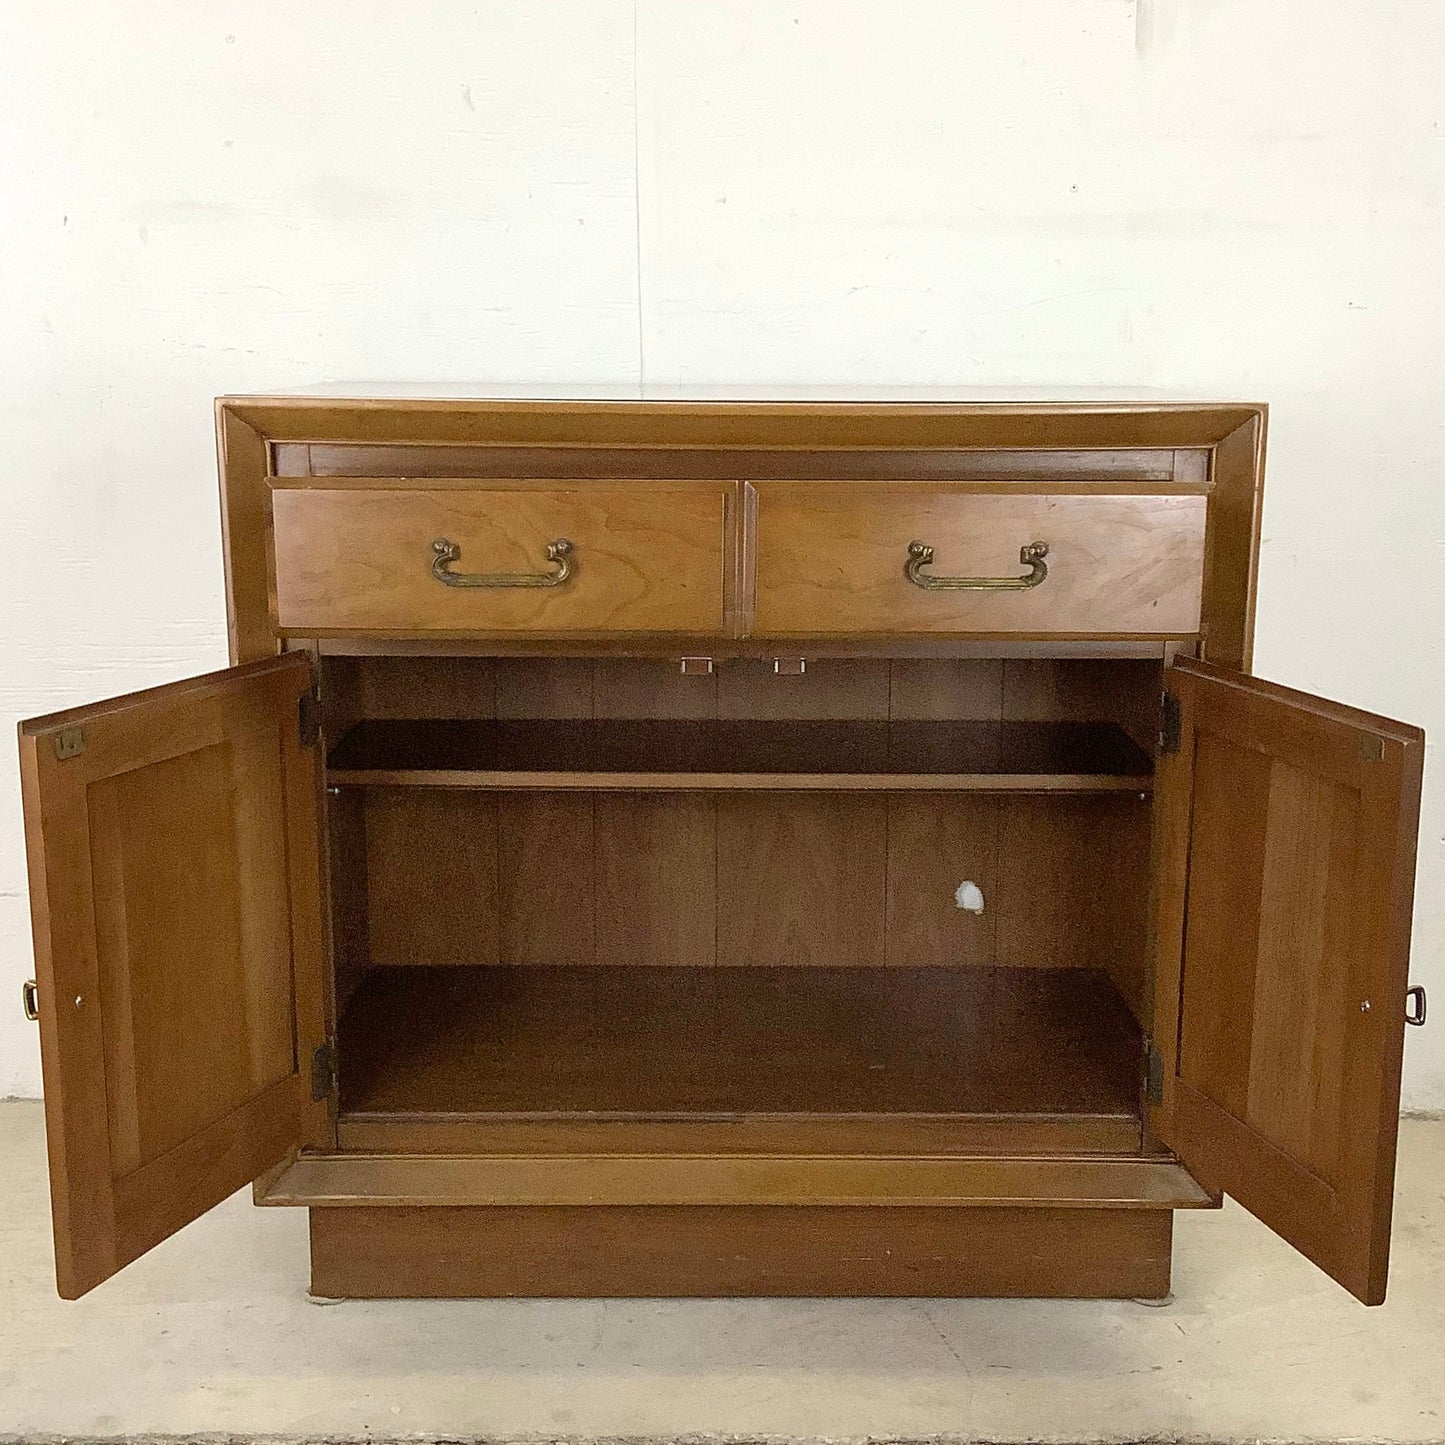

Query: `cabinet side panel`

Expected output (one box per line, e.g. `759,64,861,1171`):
1200,413,1266,673
216,403,278,664
328,789,370,1016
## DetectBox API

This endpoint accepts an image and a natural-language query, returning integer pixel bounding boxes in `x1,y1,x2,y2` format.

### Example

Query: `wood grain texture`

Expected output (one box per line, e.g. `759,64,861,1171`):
326,717,1155,792
496,793,596,966
317,636,1175,661
324,656,1160,977
716,794,888,967
1200,412,1267,672
290,442,1198,483
363,789,499,967
17,654,328,1297
335,965,1143,1121
268,1152,1211,1209
1153,658,1424,1304
331,769,1148,795
493,656,595,718
87,735,293,1174
271,481,731,635
352,654,499,719
326,656,1154,727
594,794,716,966
31,395,1292,1304
334,1112,1142,1157
333,788,600,970
198,397,1278,1305
994,795,1152,993
308,1203,1175,1299
752,485,1208,637
1002,656,1163,752
215,402,275,664
884,796,999,967
889,658,1004,719
221,399,1262,659
221,396,1263,451
327,787,369,1016
594,659,719,718
717,657,891,719
341,782,1152,979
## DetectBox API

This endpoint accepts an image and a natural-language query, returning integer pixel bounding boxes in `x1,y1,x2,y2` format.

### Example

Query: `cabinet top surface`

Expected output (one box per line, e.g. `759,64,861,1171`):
221,383,1265,409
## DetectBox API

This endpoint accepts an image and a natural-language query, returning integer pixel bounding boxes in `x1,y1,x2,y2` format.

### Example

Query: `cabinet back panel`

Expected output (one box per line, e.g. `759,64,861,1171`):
341,788,1149,991
497,794,596,966
364,790,500,968
716,794,889,968
324,655,1162,734
595,794,717,967
326,655,1156,1008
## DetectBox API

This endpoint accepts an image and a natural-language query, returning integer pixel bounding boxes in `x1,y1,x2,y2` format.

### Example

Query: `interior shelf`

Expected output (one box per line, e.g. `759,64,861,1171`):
337,964,1144,1127
327,718,1154,792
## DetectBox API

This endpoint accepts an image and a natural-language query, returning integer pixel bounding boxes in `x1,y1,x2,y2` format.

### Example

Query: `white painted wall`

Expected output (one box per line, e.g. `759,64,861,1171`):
2,1,1441,1107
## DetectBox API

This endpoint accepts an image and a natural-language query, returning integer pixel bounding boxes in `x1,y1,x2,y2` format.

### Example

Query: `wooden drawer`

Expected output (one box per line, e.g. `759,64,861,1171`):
752,484,1208,637
271,481,732,635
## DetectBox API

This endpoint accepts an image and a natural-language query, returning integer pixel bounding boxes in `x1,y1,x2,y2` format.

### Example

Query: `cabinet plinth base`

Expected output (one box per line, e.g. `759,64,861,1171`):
308,1204,1174,1300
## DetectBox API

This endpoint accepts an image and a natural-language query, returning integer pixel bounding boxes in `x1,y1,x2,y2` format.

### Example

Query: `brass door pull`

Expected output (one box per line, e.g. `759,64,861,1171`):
1406,984,1427,1026
22,980,39,1022
431,537,574,589
905,540,1049,591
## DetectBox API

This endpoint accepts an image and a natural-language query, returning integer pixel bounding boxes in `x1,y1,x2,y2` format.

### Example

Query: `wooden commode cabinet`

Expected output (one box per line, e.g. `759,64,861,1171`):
18,395,1426,1305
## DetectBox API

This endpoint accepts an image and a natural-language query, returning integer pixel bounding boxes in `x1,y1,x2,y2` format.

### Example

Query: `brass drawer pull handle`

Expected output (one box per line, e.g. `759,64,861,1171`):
431,537,574,589
22,980,39,1022
906,540,1049,591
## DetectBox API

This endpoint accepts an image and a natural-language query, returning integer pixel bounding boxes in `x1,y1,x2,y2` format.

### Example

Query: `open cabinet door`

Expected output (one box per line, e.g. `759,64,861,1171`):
18,654,330,1298
1152,658,1424,1304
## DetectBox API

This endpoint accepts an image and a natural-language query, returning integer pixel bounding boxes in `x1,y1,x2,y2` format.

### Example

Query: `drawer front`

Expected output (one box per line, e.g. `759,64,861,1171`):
753,485,1208,636
272,482,731,634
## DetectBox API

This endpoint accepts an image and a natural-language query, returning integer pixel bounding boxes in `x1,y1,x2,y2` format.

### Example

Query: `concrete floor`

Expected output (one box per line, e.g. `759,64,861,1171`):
1,1102,1443,1442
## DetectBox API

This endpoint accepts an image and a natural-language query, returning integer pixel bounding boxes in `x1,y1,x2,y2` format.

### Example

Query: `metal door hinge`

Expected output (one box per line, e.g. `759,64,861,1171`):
52,727,86,761
1143,1039,1165,1105
22,980,40,1022
1159,690,1182,756
309,1041,336,1101
298,689,322,749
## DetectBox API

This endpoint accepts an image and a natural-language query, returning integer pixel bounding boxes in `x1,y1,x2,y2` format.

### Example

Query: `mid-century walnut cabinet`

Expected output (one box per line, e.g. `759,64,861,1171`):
19,395,1427,1305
